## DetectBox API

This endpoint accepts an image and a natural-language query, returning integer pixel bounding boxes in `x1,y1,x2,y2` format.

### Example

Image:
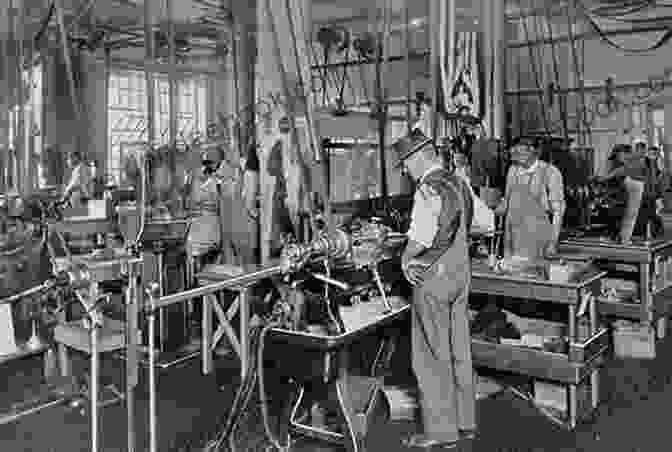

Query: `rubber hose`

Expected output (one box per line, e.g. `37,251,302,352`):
211,326,263,451
258,323,291,452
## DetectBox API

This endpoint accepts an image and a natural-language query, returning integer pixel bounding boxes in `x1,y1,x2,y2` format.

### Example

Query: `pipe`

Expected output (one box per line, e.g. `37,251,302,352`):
404,1,412,133
167,0,178,147
429,0,440,136
125,273,138,452
91,324,99,452
148,303,157,452
144,0,156,147
309,51,429,72
152,264,284,311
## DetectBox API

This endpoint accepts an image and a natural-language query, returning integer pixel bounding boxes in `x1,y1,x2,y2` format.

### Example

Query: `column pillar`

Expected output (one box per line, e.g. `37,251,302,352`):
481,0,506,138
232,0,257,156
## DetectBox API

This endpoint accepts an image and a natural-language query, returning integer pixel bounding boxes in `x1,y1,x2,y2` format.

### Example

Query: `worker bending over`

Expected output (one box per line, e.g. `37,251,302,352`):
496,137,566,260
598,141,666,239
394,129,476,449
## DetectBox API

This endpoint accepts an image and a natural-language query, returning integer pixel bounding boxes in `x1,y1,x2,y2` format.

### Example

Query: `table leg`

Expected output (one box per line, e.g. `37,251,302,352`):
589,295,599,409
239,288,249,380
568,384,577,430
640,263,653,324
126,273,139,452
202,294,213,375
91,327,99,452
158,252,165,353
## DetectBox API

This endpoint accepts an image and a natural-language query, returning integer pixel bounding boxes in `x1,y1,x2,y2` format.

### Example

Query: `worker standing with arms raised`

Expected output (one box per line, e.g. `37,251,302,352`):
496,137,566,260
394,129,476,449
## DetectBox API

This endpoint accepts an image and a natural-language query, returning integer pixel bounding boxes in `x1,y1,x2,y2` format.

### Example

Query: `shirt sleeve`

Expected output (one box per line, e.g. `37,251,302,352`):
406,185,443,248
65,165,81,194
546,165,566,215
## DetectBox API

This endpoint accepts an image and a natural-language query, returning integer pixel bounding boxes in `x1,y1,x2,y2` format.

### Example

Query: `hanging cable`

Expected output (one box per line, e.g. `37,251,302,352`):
520,6,551,136
565,0,592,144
544,4,570,141
575,0,672,53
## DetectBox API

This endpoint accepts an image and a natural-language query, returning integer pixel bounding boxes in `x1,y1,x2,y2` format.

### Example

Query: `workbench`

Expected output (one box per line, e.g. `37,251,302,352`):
558,237,672,340
268,297,409,452
470,260,608,429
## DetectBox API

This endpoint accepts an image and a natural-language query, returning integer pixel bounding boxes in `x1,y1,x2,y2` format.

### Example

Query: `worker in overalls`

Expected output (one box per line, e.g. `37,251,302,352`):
393,129,476,449
186,145,224,286
496,137,566,260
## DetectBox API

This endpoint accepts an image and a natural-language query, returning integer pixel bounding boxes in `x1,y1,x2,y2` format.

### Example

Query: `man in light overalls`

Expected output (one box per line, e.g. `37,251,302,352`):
394,129,476,449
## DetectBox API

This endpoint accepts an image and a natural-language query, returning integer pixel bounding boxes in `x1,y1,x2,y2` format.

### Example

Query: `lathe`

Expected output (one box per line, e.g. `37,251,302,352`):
149,217,409,452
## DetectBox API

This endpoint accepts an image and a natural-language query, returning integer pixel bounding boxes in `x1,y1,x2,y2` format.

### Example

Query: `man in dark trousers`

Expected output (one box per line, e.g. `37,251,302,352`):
393,129,475,449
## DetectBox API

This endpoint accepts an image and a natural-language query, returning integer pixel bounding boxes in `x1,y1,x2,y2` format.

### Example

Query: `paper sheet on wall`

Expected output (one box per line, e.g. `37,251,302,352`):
0,304,18,356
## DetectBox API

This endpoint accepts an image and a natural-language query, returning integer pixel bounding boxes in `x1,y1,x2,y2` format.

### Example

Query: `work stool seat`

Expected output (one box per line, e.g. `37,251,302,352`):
54,317,126,353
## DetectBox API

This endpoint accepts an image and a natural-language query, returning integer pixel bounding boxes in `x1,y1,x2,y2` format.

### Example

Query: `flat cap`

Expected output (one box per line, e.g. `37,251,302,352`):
391,129,434,167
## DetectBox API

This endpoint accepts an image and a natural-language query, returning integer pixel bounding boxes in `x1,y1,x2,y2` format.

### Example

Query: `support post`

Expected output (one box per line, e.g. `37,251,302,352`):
144,0,156,147
167,0,177,147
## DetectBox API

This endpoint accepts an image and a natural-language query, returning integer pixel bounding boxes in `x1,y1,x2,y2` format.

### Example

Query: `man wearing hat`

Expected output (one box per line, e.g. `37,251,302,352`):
394,129,476,449
495,137,565,260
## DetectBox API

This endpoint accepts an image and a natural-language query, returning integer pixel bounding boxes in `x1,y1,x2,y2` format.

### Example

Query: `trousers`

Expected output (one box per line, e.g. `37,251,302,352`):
412,286,476,442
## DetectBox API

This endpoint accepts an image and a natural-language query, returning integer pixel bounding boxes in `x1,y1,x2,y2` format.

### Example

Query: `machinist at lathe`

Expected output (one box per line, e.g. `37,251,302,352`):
393,129,476,450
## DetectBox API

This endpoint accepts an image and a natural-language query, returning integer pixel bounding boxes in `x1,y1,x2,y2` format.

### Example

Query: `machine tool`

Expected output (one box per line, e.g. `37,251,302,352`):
161,217,409,452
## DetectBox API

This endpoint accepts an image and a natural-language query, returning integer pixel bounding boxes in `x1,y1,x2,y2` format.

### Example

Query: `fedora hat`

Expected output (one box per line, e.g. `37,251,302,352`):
391,129,434,167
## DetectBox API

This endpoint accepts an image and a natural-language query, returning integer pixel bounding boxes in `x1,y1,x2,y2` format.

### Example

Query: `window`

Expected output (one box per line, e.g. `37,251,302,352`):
107,69,208,184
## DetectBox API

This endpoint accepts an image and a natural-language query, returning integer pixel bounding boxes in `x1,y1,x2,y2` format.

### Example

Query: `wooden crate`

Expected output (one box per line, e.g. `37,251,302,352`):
533,379,592,421
613,322,656,359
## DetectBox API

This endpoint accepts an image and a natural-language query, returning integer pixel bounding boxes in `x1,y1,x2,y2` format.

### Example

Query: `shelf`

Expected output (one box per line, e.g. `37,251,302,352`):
471,338,604,385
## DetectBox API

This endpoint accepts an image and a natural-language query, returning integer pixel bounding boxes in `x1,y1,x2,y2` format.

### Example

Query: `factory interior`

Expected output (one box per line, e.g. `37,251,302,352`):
6,0,672,451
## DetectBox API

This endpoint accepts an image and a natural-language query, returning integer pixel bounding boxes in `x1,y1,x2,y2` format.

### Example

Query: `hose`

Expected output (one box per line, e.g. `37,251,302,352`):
196,319,292,452
258,323,291,452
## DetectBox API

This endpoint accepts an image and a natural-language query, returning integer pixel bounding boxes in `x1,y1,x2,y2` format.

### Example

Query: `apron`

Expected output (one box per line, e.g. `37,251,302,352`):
412,177,475,441
219,177,258,268
503,166,554,261
187,176,221,258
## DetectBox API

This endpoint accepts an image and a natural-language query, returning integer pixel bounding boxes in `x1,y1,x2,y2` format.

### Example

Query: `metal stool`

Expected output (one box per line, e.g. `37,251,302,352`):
53,313,126,452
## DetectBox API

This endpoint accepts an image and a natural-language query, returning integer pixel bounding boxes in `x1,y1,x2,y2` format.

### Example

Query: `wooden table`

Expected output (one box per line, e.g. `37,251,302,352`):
470,260,608,429
559,237,672,329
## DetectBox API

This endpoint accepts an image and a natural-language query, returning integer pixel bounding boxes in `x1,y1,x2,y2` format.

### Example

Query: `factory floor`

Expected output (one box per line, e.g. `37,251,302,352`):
0,330,670,452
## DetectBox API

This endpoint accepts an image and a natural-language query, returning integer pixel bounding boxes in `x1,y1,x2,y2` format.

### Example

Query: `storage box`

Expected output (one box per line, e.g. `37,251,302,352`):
612,321,656,359
533,379,591,420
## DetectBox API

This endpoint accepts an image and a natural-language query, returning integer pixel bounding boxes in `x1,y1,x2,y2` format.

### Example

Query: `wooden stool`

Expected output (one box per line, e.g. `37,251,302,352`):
54,316,126,452
196,264,251,378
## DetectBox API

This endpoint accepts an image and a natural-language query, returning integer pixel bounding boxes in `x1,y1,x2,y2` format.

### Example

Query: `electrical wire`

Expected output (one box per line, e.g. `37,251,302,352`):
575,0,672,53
